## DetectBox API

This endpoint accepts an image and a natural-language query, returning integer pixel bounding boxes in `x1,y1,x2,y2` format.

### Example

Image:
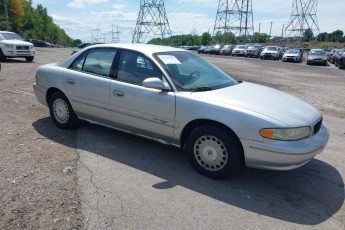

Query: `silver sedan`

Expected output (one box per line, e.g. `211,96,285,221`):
33,44,329,179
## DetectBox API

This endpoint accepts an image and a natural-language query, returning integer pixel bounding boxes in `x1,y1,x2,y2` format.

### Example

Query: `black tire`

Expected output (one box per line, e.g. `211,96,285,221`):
48,91,79,129
185,125,243,179
0,49,6,62
26,56,34,62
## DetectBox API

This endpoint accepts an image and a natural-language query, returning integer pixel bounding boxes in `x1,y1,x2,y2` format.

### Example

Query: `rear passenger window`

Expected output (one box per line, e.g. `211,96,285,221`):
83,49,116,77
70,48,116,77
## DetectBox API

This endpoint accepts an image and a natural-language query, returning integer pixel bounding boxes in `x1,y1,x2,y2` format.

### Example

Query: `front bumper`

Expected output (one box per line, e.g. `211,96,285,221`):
232,50,246,55
261,53,277,59
33,83,47,106
3,49,35,57
283,56,300,62
307,59,327,65
241,123,329,170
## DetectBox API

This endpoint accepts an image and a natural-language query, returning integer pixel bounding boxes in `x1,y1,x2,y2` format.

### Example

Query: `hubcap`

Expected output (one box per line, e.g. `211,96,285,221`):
53,99,70,124
194,135,228,172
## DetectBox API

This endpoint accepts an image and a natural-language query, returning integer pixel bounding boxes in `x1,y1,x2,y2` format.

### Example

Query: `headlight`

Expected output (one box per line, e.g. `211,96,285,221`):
5,44,14,49
260,127,311,141
30,45,34,49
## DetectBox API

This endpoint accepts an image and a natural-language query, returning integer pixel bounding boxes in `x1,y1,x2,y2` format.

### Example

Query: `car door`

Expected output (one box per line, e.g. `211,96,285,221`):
64,48,117,122
109,49,175,141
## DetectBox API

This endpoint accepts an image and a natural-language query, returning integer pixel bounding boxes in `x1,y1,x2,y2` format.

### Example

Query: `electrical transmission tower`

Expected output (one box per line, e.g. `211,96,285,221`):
111,25,121,43
285,0,319,38
132,0,172,43
213,0,254,38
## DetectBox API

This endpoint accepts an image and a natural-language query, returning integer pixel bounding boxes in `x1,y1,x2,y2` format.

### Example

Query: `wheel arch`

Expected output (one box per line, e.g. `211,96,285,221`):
180,119,245,166
180,119,245,164
46,87,70,105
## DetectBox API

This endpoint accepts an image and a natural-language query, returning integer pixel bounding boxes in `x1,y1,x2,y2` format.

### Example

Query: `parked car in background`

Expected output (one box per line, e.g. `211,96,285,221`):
219,45,234,55
260,46,281,60
307,49,328,66
33,43,329,179
0,31,35,62
210,44,222,55
327,49,337,64
204,46,214,54
198,46,207,54
328,48,338,63
282,49,302,63
232,45,246,56
245,45,262,58
334,49,345,69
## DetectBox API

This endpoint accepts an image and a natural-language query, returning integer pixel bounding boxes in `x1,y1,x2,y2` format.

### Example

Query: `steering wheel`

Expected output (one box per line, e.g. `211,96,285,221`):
186,70,201,84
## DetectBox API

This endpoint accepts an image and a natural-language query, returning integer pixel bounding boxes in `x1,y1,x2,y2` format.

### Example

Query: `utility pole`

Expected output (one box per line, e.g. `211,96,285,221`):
285,0,320,38
281,24,285,44
258,23,261,34
213,0,254,40
269,21,273,37
111,25,120,43
132,0,172,43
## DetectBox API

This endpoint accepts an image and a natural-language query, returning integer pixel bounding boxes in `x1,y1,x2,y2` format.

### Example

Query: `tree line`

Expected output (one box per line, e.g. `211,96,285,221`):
148,31,270,47
0,0,79,46
149,29,345,47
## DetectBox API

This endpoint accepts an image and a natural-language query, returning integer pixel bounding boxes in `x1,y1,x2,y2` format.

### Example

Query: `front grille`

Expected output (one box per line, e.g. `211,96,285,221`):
16,46,29,50
314,118,322,134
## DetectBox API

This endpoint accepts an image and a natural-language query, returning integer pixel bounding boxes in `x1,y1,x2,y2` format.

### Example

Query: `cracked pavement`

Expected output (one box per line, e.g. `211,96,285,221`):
1,48,344,229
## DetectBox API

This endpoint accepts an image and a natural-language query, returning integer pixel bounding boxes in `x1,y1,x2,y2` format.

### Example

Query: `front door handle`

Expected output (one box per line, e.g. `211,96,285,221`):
113,90,125,97
66,79,75,85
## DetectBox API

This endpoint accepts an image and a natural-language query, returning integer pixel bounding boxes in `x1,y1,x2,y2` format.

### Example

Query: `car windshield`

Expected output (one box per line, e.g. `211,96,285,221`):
266,47,277,51
236,45,245,49
286,49,299,54
155,51,238,92
310,50,325,55
0,32,23,40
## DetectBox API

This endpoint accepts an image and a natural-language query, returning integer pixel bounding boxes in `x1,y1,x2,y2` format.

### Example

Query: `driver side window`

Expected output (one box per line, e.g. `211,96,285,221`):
117,50,161,85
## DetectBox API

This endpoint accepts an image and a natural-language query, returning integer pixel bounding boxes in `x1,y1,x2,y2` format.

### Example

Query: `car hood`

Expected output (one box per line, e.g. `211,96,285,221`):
191,82,321,127
308,54,326,59
2,39,33,46
262,50,278,54
284,53,299,57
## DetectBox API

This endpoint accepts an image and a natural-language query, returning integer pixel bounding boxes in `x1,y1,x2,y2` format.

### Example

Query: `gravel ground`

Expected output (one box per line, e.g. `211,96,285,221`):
0,48,82,229
0,48,344,229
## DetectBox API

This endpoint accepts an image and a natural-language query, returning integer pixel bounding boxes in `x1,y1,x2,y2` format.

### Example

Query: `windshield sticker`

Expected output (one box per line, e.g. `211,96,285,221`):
158,55,181,65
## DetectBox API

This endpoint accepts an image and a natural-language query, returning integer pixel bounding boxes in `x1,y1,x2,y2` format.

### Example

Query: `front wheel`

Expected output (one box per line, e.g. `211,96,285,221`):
26,56,34,62
185,125,243,179
48,91,79,129
0,49,6,62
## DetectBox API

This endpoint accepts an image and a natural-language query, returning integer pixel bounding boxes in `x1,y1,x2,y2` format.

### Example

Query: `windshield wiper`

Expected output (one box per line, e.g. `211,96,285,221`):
187,87,215,92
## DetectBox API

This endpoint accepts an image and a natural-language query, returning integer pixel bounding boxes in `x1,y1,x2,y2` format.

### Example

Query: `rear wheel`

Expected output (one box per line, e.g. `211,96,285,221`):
48,91,79,129
185,125,243,179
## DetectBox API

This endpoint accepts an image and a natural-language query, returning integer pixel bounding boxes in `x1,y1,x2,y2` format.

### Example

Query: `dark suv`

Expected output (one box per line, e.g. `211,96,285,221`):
334,49,345,69
245,45,262,58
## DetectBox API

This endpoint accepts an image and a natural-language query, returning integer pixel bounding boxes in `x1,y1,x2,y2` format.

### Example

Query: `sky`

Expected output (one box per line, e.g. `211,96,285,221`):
32,0,345,43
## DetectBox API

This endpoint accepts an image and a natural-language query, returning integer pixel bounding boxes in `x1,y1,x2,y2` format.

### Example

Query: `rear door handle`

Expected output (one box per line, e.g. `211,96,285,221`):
66,79,75,85
113,90,125,97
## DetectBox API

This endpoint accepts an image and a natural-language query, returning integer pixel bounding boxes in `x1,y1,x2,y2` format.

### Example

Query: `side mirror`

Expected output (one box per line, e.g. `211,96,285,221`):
142,77,171,91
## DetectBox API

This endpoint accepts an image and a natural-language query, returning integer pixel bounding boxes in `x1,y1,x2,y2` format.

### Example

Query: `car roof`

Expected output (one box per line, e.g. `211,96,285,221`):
88,43,186,56
0,31,16,34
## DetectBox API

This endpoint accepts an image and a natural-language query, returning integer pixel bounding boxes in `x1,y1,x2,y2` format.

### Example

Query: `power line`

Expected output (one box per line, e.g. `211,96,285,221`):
285,0,320,38
132,0,172,43
111,25,121,43
213,0,254,38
